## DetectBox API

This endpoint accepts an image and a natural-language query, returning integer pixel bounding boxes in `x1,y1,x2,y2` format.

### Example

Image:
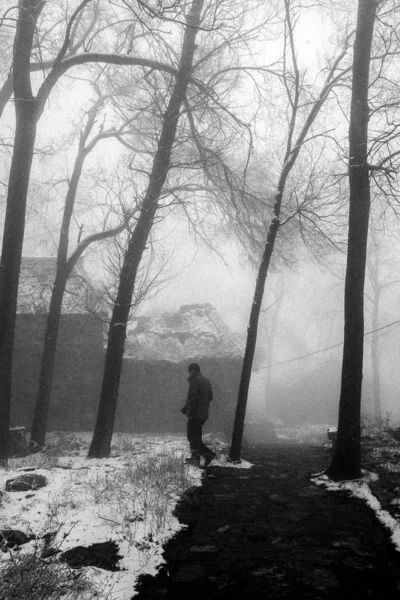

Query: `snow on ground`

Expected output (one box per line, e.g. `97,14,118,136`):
0,432,251,599
278,422,400,553
8,424,400,597
312,462,400,553
275,422,400,554
1,434,199,599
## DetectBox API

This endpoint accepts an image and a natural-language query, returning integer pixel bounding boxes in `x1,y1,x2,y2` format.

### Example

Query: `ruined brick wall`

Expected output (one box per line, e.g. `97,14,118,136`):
116,357,241,435
12,316,240,434
12,314,104,431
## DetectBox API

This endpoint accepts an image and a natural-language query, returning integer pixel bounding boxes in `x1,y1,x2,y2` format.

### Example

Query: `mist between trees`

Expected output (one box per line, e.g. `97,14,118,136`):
0,0,400,479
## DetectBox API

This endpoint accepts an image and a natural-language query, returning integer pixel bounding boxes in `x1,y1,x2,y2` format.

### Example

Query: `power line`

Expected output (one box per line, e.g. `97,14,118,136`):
365,320,400,344
259,318,400,370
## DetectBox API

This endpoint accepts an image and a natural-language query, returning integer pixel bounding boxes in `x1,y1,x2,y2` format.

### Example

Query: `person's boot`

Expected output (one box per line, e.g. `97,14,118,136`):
204,451,216,467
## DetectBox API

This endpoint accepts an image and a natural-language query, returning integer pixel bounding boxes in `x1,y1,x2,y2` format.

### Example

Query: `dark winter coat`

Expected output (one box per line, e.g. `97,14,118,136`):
183,372,213,421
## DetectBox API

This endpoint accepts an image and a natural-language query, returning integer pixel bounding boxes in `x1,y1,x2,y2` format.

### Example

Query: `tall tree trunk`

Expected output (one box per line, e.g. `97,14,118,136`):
29,268,69,450
229,198,281,462
230,142,304,463
327,0,378,481
29,101,130,450
88,0,204,459
30,143,86,451
228,2,351,462
0,0,43,464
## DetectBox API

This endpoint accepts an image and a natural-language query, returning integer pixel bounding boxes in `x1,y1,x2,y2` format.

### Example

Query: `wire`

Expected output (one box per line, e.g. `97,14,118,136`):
364,320,400,344
259,318,400,370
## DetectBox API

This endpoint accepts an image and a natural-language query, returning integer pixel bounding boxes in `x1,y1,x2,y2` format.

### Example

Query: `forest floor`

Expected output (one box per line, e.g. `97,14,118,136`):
135,442,400,599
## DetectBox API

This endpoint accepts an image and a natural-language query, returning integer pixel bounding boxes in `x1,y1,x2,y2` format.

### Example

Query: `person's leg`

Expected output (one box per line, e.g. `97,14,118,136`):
187,419,202,463
196,421,216,464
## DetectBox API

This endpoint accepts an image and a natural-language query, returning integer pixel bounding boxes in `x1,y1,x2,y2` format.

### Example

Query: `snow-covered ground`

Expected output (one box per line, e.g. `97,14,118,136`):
313,469,400,552
312,435,400,554
0,432,251,599
2,427,400,598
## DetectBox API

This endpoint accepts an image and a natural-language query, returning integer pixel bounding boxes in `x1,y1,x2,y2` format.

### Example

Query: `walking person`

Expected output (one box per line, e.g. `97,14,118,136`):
181,363,216,467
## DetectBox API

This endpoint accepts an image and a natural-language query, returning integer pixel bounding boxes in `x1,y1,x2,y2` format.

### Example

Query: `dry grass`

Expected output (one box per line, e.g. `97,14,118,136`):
0,549,92,600
0,432,204,599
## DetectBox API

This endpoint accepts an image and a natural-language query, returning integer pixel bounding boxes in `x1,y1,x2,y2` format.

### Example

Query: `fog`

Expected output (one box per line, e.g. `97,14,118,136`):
2,0,400,441
17,193,400,431
100,214,400,430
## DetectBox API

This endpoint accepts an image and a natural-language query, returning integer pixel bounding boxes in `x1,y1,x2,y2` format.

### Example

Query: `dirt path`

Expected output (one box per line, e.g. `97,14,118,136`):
135,444,400,599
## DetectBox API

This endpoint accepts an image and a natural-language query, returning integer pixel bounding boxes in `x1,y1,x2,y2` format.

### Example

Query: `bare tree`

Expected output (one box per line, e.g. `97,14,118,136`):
0,0,273,462
88,0,205,458
0,0,209,462
98,227,177,320
0,0,46,464
29,92,137,451
326,0,378,480
229,0,353,462
87,0,284,458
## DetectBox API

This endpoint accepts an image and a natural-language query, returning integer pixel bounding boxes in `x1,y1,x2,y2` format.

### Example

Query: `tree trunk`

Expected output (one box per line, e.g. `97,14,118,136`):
29,118,92,451
229,2,352,462
29,267,69,450
88,0,204,459
327,0,377,481
0,0,43,464
230,164,297,463
229,213,280,462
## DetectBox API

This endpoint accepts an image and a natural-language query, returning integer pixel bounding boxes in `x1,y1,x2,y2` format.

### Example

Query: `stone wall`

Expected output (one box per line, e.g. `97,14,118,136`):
117,357,241,435
12,315,240,435
12,314,104,431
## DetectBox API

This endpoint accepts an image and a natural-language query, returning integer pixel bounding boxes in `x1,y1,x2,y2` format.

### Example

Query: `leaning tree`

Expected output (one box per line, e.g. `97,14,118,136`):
88,0,206,458
229,0,353,461
87,0,281,458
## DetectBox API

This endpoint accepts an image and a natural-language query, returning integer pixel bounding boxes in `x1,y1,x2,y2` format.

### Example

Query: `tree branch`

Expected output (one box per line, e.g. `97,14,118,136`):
66,214,137,273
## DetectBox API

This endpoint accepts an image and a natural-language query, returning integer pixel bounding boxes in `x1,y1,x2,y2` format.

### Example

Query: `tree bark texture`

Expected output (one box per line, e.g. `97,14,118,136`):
0,0,44,463
327,0,378,480
88,0,205,459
